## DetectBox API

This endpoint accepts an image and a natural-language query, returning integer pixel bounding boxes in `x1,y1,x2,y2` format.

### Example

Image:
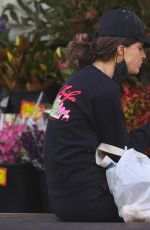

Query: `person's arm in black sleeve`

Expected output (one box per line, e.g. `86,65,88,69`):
93,81,150,153
129,122,150,152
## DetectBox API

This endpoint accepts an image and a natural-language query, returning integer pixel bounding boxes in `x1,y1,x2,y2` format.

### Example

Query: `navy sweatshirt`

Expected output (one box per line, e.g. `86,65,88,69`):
44,65,150,196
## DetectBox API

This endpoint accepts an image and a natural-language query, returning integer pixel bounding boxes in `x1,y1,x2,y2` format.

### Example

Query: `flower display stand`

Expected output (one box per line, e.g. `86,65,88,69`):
0,163,42,213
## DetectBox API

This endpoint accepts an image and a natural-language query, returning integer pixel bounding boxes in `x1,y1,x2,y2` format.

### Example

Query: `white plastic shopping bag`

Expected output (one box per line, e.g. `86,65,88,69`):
96,143,150,222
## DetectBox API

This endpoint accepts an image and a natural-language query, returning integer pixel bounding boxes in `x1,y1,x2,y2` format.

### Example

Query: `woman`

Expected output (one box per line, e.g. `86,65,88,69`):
44,9,150,222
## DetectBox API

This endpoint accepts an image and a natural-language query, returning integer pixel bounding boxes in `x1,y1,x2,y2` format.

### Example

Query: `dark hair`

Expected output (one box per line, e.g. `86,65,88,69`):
68,36,136,69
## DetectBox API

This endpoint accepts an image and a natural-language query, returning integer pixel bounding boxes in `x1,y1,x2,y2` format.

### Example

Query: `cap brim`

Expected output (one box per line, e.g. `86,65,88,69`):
138,35,150,48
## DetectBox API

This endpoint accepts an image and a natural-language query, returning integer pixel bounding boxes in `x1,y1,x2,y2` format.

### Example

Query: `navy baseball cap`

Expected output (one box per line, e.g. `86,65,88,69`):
95,9,150,47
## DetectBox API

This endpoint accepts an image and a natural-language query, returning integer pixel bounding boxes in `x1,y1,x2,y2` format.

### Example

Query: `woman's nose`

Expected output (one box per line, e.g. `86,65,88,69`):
142,50,146,60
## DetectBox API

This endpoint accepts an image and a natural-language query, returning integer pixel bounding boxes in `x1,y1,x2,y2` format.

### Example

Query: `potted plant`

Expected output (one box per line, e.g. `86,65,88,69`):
0,35,62,113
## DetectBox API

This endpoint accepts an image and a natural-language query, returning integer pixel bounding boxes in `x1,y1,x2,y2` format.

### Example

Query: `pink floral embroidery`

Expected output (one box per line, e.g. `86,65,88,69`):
49,85,81,121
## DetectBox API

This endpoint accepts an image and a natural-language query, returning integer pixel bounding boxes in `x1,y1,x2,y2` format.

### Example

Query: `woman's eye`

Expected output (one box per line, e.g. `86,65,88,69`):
139,47,143,51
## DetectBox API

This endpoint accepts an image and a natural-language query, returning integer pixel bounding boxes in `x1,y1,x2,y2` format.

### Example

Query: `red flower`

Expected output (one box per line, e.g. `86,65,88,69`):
121,81,150,131
86,9,97,20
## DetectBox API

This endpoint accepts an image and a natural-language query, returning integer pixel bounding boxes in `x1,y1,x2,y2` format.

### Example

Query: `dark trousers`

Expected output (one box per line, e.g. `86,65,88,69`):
49,188,123,222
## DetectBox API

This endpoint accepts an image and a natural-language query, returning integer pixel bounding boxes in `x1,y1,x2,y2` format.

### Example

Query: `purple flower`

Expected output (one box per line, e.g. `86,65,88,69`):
0,123,27,165
21,124,45,170
0,18,5,32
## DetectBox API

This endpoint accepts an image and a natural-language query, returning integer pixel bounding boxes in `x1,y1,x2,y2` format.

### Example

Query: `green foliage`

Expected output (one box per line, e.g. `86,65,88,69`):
1,0,150,86
0,36,60,90
2,0,150,43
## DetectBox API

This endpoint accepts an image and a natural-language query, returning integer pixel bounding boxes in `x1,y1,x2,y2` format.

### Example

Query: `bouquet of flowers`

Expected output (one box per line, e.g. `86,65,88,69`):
121,81,150,131
0,121,28,165
21,123,45,170
0,112,46,167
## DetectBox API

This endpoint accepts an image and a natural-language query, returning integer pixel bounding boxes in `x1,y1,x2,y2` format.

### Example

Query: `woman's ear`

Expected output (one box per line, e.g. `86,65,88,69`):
117,45,124,56
116,45,125,61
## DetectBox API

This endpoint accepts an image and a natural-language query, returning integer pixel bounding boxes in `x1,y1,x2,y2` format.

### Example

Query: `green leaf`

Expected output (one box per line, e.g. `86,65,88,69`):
10,11,20,23
2,3,16,13
16,0,33,15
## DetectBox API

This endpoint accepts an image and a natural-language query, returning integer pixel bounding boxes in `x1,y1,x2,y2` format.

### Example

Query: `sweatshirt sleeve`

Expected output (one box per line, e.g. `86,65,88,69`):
93,81,150,153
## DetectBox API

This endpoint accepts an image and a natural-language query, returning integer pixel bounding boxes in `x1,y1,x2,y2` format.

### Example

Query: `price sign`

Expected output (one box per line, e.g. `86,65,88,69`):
20,101,45,120
0,167,7,186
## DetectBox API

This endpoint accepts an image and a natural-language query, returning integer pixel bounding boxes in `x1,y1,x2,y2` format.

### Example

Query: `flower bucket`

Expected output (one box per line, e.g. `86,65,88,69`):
0,163,42,213
37,169,51,213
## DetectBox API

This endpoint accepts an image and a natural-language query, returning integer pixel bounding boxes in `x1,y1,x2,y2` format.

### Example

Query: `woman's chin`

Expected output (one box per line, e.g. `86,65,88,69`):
129,69,140,76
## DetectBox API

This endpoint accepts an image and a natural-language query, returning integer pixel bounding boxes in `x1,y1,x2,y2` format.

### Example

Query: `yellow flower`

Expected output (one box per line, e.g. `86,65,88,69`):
40,64,47,71
7,52,14,62
15,36,20,46
56,47,62,58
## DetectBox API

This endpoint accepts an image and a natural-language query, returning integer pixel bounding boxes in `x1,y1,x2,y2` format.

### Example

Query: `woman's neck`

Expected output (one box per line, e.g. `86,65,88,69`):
92,60,115,78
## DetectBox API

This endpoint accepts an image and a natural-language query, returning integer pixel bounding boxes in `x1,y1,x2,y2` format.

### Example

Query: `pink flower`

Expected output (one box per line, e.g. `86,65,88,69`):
0,123,27,164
